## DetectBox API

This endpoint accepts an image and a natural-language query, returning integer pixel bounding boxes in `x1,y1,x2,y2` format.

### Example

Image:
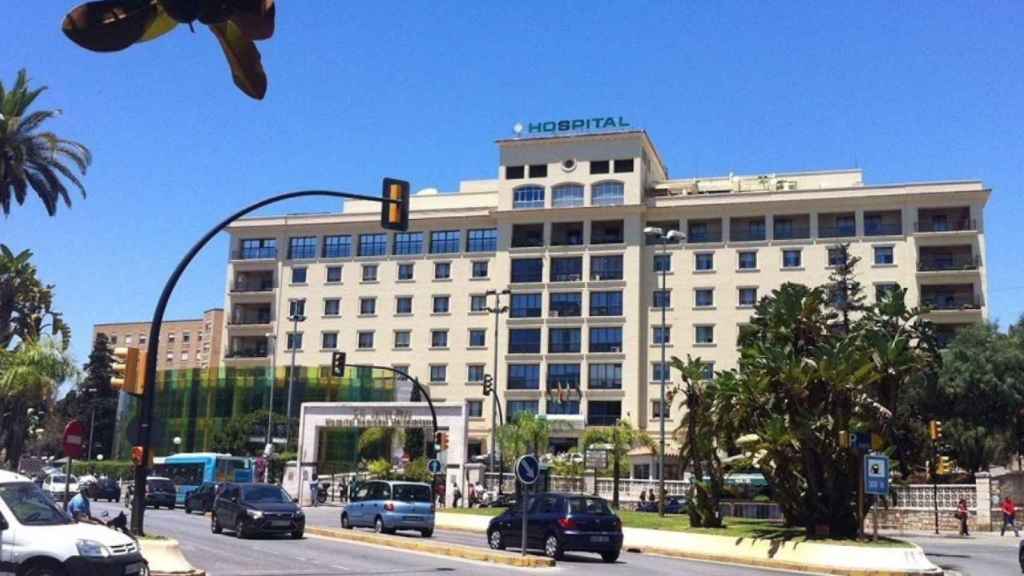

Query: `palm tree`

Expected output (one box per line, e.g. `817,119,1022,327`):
0,338,76,465
581,420,653,508
1,69,92,217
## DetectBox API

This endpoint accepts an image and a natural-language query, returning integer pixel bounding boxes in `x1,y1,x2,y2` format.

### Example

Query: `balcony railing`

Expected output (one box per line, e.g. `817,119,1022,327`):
232,247,277,260
511,273,544,283
510,307,542,318
511,237,544,248
864,223,903,236
589,306,623,317
773,226,811,240
729,229,766,242
590,270,623,281
549,306,581,317
687,232,723,243
587,414,620,426
508,343,541,354
231,281,275,293
506,380,540,390
917,255,981,272
226,349,268,358
922,298,981,311
230,315,272,325
818,225,856,238
550,272,583,282
915,219,976,233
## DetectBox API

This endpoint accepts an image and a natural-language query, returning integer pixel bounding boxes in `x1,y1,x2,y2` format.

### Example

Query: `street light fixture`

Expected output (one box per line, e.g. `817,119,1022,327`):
285,301,306,448
172,436,181,454
644,226,685,517
485,288,510,493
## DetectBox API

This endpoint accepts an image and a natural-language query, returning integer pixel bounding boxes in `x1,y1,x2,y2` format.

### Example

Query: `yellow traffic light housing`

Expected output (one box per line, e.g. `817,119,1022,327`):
929,420,943,441
936,456,953,476
112,347,147,396
381,178,410,231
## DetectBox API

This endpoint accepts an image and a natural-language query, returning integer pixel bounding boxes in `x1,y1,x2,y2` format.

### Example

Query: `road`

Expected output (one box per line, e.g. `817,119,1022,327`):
93,502,820,576
900,533,1021,576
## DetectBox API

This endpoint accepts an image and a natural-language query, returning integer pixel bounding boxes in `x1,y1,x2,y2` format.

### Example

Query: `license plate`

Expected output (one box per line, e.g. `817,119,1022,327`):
271,520,291,527
590,535,610,543
124,562,144,575
403,515,422,521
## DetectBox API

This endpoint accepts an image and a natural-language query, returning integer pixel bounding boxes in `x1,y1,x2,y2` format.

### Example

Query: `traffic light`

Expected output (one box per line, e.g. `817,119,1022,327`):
131,445,143,466
434,432,444,453
331,352,347,378
380,178,410,231
482,374,493,396
929,420,943,441
111,347,145,396
936,456,953,475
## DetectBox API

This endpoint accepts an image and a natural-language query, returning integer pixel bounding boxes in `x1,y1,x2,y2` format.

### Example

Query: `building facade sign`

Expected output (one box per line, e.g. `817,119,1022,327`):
324,408,434,429
517,116,630,135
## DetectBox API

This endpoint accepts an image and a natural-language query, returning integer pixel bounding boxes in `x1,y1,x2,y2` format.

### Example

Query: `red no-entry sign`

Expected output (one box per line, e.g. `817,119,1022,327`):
63,419,85,459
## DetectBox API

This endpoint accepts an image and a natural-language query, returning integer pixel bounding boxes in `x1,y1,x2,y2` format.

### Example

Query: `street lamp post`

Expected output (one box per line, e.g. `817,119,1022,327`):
172,436,181,455
265,333,277,454
86,387,98,460
285,302,306,448
644,226,685,517
485,289,510,493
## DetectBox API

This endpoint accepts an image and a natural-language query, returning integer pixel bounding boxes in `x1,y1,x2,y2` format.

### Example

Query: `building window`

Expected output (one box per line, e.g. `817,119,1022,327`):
695,325,715,344
468,365,485,382
701,362,715,380
394,330,411,349
466,228,498,252
124,335,133,345
512,224,545,248
613,159,634,173
652,362,670,382
286,332,303,351
875,283,899,302
395,296,413,315
827,247,844,267
552,184,584,208
326,266,343,283
361,264,378,282
469,329,486,347
434,261,451,280
508,400,539,420
695,288,714,308
397,263,414,280
589,363,622,389
108,335,117,345
472,260,489,278
529,164,548,178
432,295,450,314
782,249,802,269
653,326,671,345
547,398,580,416
651,400,670,419
165,352,173,362
430,365,447,383
547,363,581,389
358,233,387,257
590,255,623,280
358,331,374,349
289,299,306,317
738,251,757,270
590,291,623,316
550,257,583,282
695,253,714,272
324,298,341,316
288,236,317,259
653,254,671,272
589,327,623,353
653,290,671,308
592,181,625,206
505,165,525,179
291,267,307,284
551,221,584,246
590,160,610,175
467,400,484,418
513,186,545,209
874,246,894,265
549,292,582,317
591,220,624,243
431,330,449,348
549,327,581,353
359,297,376,316
180,351,189,361
182,332,191,344
322,235,352,258
470,294,487,312
508,328,541,354
738,287,758,307
587,400,621,426
393,232,423,255
321,332,338,350
238,238,276,259
510,293,542,318
508,364,540,389
430,230,461,254
511,258,543,283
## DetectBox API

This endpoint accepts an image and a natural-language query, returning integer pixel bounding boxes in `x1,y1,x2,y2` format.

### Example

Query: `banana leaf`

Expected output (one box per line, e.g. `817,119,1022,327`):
210,20,268,99
63,0,158,52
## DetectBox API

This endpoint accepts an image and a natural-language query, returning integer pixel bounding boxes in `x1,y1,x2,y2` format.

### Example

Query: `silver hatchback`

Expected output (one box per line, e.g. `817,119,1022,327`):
341,480,435,537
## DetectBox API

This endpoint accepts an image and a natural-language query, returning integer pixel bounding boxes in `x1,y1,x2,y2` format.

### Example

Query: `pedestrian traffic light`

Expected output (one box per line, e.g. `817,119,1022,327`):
131,445,144,466
936,455,953,475
929,420,943,441
482,374,493,396
331,352,347,378
111,347,145,396
434,432,444,453
381,178,410,231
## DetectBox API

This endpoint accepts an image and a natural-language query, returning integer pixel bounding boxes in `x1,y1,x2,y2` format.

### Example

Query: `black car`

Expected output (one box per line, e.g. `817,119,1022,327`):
211,482,304,539
125,476,177,509
90,477,122,502
636,496,687,514
185,482,221,514
487,492,622,562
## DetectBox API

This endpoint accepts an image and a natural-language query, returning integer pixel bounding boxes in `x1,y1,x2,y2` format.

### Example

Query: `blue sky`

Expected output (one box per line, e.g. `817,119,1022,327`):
3,2,1023,368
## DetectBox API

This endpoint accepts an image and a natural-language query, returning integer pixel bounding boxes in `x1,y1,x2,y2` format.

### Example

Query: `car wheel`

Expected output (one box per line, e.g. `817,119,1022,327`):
291,530,304,539
169,504,176,511
374,516,386,534
185,503,192,514
235,518,248,539
23,562,66,576
341,513,352,529
544,534,563,560
488,530,505,550
420,528,433,538
601,550,620,563
211,513,222,534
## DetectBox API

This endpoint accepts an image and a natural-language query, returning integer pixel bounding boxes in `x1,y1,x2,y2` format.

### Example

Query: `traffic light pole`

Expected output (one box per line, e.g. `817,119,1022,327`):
131,189,404,536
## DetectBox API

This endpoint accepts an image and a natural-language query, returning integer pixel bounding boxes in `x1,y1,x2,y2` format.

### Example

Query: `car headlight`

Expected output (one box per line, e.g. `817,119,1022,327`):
248,510,263,519
76,539,111,558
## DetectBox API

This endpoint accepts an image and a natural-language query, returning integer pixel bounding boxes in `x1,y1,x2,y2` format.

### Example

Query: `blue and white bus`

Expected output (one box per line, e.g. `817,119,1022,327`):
153,452,253,505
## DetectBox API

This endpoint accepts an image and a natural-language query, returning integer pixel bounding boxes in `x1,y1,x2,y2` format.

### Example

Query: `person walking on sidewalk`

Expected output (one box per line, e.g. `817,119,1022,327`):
957,498,970,536
1002,496,1020,537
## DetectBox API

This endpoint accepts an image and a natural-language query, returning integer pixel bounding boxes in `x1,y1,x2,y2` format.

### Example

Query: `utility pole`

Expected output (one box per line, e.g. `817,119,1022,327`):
86,387,98,460
486,289,509,494
285,302,306,448
265,332,277,482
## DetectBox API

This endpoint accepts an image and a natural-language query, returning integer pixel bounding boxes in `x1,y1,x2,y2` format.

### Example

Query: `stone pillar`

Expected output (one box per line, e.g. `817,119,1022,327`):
584,470,596,496
975,472,992,531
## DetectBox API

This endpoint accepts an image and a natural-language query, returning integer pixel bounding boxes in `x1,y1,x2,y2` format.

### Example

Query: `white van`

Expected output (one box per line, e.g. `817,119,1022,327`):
0,470,147,576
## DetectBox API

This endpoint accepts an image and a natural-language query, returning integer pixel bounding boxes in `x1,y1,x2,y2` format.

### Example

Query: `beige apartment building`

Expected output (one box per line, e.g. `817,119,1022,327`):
222,130,989,463
94,308,225,370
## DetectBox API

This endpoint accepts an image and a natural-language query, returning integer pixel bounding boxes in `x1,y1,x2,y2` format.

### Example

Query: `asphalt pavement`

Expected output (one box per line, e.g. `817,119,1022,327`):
92,501,822,576
898,533,1022,576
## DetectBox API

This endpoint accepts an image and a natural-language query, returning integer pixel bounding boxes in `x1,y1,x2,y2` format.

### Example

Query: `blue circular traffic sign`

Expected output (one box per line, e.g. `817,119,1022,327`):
515,455,540,485
428,459,443,475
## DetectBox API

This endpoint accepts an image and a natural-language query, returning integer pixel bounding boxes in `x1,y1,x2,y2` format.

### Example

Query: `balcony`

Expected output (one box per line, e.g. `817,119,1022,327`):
511,224,545,248
586,414,620,427
864,211,903,237
729,217,766,242
915,219,976,233
917,254,981,272
773,215,811,240
921,285,981,311
818,212,856,238
229,306,272,326
916,207,974,233
225,348,269,359
232,247,277,260
687,219,723,244
231,273,275,293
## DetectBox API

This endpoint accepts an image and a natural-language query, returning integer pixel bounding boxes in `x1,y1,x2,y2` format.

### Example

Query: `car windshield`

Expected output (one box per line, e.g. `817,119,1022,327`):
49,475,76,484
392,484,432,502
568,497,612,516
242,485,291,503
148,479,174,492
0,482,71,526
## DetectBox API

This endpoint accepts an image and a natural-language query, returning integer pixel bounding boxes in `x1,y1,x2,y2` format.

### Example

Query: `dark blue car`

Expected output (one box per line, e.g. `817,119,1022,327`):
486,492,622,562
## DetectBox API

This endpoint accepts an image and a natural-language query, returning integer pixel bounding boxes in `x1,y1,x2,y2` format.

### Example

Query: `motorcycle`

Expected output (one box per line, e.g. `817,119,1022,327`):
316,481,331,505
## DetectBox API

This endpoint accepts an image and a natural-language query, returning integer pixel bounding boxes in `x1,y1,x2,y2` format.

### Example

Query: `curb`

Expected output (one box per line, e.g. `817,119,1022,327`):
305,526,554,568
140,538,206,576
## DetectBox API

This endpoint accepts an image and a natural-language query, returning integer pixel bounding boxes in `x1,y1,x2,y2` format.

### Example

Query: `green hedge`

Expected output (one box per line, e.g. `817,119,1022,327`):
70,460,135,480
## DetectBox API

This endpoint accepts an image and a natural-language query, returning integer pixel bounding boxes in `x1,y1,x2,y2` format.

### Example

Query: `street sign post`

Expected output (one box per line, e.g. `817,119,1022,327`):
515,455,540,557
62,419,85,511
864,453,890,541
427,459,443,475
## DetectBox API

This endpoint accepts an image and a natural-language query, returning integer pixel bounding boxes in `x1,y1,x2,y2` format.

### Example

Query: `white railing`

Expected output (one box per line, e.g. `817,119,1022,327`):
890,484,976,510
